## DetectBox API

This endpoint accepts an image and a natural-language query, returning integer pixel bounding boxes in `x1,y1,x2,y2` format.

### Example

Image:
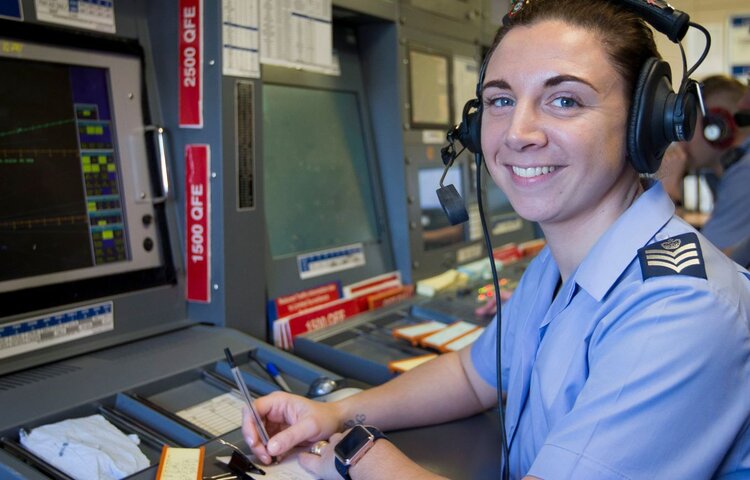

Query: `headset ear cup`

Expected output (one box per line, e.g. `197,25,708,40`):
628,58,673,173
670,85,697,143
466,110,482,154
456,98,482,154
703,107,737,148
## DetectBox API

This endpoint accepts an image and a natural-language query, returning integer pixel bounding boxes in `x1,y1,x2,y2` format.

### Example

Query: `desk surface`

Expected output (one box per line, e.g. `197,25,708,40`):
0,325,504,479
390,409,503,479
130,409,503,480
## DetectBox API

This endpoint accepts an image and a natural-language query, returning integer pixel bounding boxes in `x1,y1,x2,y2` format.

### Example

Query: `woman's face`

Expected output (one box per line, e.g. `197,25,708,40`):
481,20,634,230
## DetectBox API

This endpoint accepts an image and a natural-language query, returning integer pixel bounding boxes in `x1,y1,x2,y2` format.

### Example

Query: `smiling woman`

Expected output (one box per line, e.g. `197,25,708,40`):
239,2,750,479
481,19,637,273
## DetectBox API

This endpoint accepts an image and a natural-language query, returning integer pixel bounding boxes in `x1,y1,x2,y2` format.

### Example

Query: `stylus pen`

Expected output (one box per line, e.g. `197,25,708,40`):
265,362,292,393
223,348,276,462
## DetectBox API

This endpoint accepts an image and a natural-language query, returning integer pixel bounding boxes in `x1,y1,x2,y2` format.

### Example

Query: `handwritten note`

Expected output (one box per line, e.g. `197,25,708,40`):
176,392,245,436
216,447,316,479
156,446,205,480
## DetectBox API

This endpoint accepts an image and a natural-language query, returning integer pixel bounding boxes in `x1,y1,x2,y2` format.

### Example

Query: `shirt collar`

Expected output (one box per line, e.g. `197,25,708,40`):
574,180,674,302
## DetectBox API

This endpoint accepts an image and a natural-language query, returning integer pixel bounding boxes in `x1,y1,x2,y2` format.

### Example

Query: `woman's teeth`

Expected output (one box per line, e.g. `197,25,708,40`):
512,166,556,178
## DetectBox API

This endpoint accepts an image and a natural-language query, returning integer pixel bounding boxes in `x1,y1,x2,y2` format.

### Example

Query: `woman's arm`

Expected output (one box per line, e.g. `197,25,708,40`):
246,344,498,461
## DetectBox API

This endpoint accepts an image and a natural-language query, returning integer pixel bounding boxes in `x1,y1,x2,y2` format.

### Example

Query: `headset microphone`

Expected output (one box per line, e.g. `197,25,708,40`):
437,129,470,225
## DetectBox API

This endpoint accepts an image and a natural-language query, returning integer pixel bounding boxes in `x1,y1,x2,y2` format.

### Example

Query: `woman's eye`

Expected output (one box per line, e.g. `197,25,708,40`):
551,96,580,108
488,96,514,108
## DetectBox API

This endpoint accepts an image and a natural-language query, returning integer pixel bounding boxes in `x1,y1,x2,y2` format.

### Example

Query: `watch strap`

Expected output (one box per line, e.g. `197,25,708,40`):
335,456,352,480
335,426,386,480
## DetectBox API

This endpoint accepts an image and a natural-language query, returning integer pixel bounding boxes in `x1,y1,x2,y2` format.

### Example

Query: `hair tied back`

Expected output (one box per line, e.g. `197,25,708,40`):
507,0,530,20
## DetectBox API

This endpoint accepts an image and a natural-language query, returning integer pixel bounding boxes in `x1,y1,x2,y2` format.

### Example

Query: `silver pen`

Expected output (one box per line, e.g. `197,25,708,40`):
223,348,275,461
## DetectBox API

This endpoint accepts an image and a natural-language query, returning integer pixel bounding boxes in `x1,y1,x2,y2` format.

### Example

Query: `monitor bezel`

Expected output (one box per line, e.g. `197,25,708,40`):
260,25,396,300
407,46,453,130
0,20,176,319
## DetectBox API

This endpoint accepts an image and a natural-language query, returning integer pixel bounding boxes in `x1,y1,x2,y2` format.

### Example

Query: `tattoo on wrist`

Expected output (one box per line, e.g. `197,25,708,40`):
343,414,367,429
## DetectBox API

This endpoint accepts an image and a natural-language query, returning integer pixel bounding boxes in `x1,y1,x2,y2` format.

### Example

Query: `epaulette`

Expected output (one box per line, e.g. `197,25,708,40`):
638,232,707,281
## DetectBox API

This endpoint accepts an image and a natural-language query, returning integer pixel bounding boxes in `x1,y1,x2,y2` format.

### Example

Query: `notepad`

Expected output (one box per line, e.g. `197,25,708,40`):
176,392,245,437
419,321,479,351
415,269,469,297
387,353,438,373
156,446,204,480
392,321,446,346
442,327,484,352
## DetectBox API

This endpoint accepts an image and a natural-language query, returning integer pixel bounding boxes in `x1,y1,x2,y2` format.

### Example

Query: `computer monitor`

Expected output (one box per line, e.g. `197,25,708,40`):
485,178,514,222
483,174,538,249
0,27,175,357
418,166,469,251
263,84,379,260
406,152,485,280
262,26,394,298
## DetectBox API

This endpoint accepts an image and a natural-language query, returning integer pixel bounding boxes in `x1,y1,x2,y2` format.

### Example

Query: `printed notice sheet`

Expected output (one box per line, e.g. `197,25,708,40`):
35,0,115,33
259,0,337,74
222,0,260,78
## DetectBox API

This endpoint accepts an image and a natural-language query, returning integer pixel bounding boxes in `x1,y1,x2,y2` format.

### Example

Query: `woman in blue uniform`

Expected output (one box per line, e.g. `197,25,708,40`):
243,1,750,478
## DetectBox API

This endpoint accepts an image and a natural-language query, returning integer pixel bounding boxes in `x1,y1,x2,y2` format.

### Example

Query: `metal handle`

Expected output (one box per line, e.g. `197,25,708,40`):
144,125,170,204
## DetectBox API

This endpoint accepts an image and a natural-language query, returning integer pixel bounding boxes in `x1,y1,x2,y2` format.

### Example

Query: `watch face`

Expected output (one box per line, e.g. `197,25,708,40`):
335,425,374,464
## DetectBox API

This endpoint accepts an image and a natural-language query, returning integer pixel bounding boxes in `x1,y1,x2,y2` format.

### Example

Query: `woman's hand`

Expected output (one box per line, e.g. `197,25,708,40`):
242,391,341,464
296,431,344,480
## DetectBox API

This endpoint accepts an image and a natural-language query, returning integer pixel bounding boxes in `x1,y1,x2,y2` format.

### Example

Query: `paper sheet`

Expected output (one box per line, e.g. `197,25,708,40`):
222,0,260,78
157,446,204,480
216,447,316,479
259,0,337,74
34,0,115,33
176,392,245,437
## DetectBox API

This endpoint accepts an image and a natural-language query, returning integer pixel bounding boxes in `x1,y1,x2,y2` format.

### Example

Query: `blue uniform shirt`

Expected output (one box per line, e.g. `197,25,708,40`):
471,181,750,479
702,138,750,249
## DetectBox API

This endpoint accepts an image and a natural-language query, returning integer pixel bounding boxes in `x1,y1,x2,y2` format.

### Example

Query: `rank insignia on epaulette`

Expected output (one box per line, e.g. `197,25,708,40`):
638,232,707,280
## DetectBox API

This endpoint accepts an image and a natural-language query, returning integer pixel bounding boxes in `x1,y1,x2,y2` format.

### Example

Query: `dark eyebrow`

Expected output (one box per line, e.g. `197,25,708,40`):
480,79,510,97
481,75,599,95
545,74,599,92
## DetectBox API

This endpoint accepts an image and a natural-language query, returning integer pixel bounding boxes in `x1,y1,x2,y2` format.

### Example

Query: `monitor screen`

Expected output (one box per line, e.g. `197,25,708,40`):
419,166,468,250
263,84,380,259
0,36,169,313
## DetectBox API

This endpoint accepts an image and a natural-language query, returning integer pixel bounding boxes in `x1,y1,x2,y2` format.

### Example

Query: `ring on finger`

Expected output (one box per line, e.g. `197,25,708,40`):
309,440,329,456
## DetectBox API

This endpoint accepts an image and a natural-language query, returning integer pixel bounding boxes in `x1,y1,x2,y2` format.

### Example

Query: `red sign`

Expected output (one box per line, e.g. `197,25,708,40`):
178,0,203,128
286,297,362,339
185,145,210,302
270,282,341,319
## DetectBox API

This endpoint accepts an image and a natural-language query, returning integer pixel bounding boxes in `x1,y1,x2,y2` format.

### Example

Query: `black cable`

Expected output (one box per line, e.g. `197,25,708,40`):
684,22,711,80
475,151,510,480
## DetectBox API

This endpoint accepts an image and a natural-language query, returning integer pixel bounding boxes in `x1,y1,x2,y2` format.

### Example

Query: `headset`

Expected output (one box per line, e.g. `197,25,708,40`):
437,2,711,479
703,107,738,149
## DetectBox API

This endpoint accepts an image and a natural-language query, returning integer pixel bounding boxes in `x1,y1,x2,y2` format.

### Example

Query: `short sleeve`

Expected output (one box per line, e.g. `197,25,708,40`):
470,316,498,388
528,280,750,479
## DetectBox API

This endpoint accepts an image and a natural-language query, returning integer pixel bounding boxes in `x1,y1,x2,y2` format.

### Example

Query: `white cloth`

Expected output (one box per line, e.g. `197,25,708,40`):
19,414,150,480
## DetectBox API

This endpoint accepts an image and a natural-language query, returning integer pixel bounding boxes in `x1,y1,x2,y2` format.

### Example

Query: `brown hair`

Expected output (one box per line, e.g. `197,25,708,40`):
488,0,660,100
700,75,746,106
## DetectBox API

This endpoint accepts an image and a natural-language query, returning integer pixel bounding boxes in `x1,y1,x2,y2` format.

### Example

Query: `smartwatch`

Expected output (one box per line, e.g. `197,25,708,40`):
334,425,387,480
